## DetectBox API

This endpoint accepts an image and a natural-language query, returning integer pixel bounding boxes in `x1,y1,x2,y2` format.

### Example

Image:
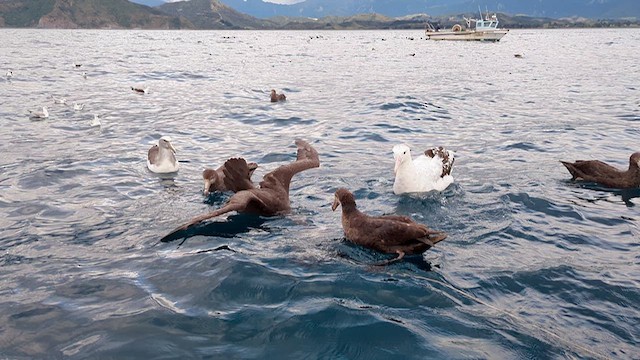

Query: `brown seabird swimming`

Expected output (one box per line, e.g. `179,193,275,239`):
202,159,259,195
331,188,447,265
131,86,149,94
560,152,640,188
270,89,286,102
161,139,319,240
147,136,179,173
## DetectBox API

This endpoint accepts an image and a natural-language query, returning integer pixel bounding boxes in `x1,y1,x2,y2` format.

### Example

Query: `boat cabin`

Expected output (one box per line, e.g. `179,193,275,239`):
475,14,499,31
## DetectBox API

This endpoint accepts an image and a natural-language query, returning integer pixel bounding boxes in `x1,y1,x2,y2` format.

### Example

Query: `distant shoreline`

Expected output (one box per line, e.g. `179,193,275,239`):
1,26,639,31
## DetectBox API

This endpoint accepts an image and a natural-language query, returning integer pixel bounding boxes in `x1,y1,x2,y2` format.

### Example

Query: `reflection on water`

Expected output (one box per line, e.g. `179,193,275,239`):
0,28,639,359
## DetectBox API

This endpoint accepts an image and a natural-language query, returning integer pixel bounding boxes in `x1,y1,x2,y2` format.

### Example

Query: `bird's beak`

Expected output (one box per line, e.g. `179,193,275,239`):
331,197,340,211
168,143,177,154
394,156,402,174
203,180,211,196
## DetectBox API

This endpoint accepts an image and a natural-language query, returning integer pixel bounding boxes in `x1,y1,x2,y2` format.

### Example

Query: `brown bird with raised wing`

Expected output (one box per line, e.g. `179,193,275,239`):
331,188,447,265
162,139,319,241
270,89,286,102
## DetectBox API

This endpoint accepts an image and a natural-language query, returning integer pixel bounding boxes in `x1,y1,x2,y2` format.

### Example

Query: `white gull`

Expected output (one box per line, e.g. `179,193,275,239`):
29,106,49,120
147,136,179,173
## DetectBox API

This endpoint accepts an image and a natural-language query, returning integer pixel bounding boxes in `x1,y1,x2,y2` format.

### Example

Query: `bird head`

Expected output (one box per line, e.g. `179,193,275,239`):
392,144,411,174
159,136,176,154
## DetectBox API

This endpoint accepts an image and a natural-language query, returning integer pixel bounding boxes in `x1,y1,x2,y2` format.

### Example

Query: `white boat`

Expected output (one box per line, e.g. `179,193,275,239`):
425,11,509,42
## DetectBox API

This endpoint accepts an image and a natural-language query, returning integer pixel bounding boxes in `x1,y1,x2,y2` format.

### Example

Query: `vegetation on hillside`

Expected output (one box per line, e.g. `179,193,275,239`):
0,0,55,27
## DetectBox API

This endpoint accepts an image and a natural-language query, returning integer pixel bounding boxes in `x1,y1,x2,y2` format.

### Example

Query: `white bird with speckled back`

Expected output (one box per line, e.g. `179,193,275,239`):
392,144,455,194
147,136,179,173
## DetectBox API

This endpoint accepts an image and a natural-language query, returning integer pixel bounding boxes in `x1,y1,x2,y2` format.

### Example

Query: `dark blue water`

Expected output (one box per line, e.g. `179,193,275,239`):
1,28,639,359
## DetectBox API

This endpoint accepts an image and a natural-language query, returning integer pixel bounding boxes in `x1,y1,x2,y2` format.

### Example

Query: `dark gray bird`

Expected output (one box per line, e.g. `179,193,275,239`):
561,152,640,188
332,188,447,265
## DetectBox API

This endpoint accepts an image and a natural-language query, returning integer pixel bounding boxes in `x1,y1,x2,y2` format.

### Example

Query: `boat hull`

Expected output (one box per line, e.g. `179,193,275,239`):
426,29,508,42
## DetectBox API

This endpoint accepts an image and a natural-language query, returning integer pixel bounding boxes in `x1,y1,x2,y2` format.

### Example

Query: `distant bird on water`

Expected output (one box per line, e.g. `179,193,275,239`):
132,86,149,94
29,106,49,120
51,95,67,105
73,103,85,111
560,152,640,188
89,114,101,127
6,70,13,80
270,89,286,102
82,72,88,79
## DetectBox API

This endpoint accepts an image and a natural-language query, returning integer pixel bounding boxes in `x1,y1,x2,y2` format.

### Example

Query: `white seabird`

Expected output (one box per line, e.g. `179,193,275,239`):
51,95,67,105
29,106,49,120
392,144,455,194
89,114,101,127
147,136,179,173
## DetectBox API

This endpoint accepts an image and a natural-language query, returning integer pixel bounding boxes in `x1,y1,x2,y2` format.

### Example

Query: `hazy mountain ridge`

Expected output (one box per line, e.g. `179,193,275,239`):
208,0,640,20
0,0,193,29
1,0,638,29
157,0,275,29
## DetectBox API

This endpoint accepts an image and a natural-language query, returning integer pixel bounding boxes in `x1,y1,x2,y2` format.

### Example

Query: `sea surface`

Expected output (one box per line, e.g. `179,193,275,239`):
0,28,639,359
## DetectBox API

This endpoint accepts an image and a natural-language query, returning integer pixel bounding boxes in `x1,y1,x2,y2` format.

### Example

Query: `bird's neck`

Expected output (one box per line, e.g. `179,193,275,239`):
159,147,174,160
340,202,358,214
398,159,416,174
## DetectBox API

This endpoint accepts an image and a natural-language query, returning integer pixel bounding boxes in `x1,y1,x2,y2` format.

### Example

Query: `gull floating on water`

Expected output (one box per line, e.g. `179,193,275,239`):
29,106,49,120
89,114,101,127
147,136,178,173
82,72,88,79
6,70,12,79
73,103,85,111
131,86,150,94
51,95,67,105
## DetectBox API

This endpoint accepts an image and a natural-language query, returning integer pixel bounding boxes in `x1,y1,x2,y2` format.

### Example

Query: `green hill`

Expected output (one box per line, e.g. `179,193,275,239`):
0,0,193,29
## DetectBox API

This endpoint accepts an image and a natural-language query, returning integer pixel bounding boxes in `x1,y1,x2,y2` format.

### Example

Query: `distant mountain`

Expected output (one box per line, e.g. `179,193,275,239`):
0,0,193,29
217,0,640,19
157,0,274,29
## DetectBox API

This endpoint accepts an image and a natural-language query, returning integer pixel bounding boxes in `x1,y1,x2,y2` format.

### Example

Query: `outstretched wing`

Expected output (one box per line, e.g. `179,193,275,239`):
160,190,269,241
259,139,320,191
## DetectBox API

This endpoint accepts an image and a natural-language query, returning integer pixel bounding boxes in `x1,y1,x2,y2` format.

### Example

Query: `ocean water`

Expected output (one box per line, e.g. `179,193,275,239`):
0,28,639,359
